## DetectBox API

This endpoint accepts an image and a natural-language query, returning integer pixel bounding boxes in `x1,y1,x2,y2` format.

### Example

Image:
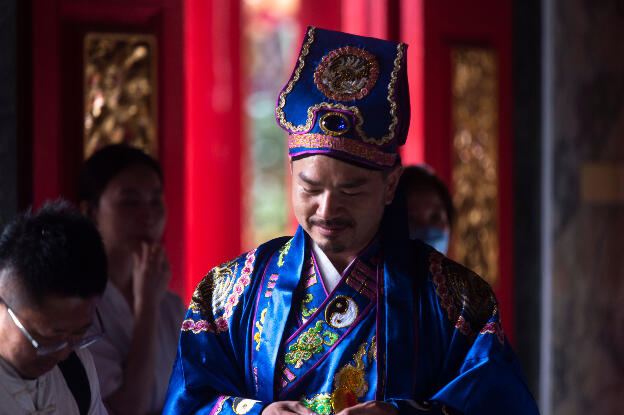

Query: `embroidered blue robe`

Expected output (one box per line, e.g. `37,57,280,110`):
163,226,539,415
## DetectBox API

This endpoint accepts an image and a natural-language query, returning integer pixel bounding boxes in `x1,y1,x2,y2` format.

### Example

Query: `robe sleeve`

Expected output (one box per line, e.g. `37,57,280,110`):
163,249,268,415
424,252,540,415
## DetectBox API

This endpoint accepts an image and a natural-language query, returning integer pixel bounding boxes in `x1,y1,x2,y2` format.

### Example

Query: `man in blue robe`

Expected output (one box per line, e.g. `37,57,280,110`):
164,27,540,415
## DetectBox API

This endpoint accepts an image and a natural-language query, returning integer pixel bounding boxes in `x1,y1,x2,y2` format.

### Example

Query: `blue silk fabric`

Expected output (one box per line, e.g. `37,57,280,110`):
164,226,539,414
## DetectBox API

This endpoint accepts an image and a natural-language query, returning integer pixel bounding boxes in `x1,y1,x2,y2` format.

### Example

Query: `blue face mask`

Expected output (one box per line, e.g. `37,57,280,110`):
409,227,450,254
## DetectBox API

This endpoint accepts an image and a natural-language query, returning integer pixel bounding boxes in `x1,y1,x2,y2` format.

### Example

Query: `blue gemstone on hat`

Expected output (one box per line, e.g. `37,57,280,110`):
320,112,350,136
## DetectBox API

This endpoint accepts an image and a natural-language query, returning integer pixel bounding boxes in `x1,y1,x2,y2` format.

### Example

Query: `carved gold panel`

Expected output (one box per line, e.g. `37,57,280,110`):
83,33,158,159
450,48,499,286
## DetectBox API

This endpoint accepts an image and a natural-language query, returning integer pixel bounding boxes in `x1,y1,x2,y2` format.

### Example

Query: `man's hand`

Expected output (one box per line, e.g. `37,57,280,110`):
262,401,317,415
336,401,398,415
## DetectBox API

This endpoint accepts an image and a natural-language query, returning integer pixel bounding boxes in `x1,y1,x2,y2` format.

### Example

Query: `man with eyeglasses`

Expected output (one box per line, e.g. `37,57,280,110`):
0,200,109,414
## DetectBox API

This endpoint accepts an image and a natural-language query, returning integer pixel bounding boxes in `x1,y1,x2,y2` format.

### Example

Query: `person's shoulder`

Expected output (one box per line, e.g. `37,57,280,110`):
199,235,292,284
163,289,183,307
425,248,498,335
74,348,100,390
163,289,186,318
75,348,110,414
189,236,293,319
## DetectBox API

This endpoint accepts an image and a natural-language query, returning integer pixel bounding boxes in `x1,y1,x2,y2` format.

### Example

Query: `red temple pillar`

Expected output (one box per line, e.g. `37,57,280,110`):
183,0,243,302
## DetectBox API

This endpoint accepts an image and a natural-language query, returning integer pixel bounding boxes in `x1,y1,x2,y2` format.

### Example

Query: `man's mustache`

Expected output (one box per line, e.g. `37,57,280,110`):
309,217,354,228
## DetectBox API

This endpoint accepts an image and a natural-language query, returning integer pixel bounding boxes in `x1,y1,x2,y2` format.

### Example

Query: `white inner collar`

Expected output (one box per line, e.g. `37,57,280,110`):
311,240,355,294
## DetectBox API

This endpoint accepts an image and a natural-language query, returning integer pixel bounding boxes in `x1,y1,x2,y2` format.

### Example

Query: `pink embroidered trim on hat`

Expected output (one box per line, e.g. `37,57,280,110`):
289,134,396,168
314,46,379,101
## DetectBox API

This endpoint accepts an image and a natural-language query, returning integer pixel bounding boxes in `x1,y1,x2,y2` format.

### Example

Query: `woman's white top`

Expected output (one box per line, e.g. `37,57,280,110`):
88,281,185,413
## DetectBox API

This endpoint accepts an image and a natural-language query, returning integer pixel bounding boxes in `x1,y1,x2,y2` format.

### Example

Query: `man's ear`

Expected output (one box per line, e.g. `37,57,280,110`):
384,163,403,205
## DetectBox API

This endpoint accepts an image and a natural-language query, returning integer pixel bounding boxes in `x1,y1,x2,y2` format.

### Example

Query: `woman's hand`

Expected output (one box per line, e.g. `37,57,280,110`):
132,241,170,313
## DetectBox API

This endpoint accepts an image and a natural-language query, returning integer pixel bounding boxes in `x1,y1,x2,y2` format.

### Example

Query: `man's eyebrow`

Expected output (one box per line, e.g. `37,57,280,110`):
50,320,93,335
298,173,368,188
298,173,321,186
338,178,368,188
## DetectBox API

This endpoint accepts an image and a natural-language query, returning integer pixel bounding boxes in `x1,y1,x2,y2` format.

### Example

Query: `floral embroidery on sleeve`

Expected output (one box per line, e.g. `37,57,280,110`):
429,251,501,341
182,249,257,335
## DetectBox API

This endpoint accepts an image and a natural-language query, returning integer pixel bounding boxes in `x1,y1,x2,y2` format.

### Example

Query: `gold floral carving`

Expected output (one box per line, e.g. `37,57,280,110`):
83,33,158,159
451,48,499,286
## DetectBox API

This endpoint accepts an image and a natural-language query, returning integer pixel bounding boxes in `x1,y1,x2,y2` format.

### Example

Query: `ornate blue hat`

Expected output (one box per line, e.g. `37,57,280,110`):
275,27,410,170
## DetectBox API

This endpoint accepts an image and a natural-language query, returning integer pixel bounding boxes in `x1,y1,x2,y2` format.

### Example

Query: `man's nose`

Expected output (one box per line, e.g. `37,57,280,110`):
50,344,74,363
316,191,342,218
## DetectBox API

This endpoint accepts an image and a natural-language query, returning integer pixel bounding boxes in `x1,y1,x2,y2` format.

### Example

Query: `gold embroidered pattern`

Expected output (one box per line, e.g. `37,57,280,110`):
314,46,379,101
212,395,229,415
331,341,369,413
301,294,318,319
189,297,201,314
232,398,260,414
276,26,315,130
479,321,505,344
289,134,396,167
429,251,497,338
277,238,292,267
369,335,377,363
285,321,339,368
382,43,405,145
277,37,406,146
454,315,472,336
299,338,375,414
184,250,257,335
191,258,238,317
254,307,268,351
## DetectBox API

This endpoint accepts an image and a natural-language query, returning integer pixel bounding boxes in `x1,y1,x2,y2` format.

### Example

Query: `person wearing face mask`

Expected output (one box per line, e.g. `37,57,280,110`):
78,144,185,415
401,165,454,255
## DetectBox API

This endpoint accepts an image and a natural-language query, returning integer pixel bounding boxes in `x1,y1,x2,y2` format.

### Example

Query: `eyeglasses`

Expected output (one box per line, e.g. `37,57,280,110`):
0,295,105,356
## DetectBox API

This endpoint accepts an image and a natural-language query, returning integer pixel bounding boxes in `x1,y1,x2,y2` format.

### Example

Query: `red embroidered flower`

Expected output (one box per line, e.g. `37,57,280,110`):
216,317,229,331
181,319,193,330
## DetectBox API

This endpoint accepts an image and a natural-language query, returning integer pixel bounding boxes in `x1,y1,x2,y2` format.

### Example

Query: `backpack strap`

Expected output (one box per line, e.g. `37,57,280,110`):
58,351,91,415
